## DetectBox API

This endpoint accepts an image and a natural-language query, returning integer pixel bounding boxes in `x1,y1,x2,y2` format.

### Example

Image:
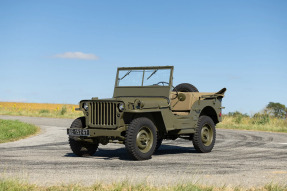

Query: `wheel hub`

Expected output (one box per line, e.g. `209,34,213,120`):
136,127,153,153
201,125,213,146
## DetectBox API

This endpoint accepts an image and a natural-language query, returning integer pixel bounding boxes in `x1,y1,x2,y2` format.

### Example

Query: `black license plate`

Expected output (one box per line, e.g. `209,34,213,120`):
68,129,90,136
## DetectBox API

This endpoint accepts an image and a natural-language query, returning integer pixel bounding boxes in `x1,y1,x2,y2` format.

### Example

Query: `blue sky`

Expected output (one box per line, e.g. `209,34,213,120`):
0,1,286,114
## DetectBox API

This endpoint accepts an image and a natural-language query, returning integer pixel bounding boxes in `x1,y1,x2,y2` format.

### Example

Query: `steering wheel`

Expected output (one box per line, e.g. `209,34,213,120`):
154,81,169,86
153,81,179,100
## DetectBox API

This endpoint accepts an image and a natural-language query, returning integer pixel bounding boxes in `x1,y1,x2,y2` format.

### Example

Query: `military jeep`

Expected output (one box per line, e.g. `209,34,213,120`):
67,66,226,160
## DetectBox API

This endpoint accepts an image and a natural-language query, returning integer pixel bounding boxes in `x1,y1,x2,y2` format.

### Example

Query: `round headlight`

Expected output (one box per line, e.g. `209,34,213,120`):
118,103,125,111
83,102,89,111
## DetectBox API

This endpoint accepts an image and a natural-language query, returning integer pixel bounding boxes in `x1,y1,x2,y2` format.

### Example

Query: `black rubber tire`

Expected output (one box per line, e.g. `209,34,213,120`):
155,137,163,151
173,83,199,92
192,116,216,153
68,117,98,157
125,117,157,160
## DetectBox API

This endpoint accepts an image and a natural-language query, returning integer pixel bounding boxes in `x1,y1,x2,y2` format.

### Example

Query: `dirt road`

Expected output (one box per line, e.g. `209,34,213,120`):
0,115,286,187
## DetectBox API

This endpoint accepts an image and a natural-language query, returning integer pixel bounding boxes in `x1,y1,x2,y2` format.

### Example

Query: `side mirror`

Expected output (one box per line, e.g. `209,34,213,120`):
178,93,186,102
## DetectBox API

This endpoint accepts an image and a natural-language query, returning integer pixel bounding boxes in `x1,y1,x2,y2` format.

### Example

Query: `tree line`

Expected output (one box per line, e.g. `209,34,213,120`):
227,102,287,119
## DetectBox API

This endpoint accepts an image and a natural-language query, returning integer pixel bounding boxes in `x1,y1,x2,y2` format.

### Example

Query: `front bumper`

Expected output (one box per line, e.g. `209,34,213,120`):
67,126,126,138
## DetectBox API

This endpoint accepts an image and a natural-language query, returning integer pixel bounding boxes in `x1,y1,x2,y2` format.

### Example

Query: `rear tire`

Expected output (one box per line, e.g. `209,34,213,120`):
68,117,98,157
125,117,157,160
173,83,198,92
192,116,216,153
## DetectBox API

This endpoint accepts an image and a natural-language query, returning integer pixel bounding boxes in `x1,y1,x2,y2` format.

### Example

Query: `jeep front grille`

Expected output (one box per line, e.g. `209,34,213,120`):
90,102,117,126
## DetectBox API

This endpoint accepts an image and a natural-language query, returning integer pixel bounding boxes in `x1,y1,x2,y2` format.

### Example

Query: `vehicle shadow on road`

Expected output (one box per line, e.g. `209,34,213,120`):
65,148,132,160
154,144,197,155
64,144,197,161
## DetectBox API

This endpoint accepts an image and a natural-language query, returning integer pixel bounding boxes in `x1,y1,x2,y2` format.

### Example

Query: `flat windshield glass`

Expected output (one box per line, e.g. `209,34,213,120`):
117,68,171,87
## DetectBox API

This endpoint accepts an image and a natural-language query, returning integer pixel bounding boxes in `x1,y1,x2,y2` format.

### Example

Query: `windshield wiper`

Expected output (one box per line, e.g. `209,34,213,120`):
119,70,132,80
147,69,158,80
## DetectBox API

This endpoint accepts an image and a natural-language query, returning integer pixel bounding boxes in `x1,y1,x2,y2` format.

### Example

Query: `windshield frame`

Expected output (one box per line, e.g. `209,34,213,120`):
113,66,174,98
115,66,173,88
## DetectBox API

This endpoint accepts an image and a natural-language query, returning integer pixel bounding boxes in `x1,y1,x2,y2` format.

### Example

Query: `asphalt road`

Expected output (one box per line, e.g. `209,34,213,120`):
0,115,286,187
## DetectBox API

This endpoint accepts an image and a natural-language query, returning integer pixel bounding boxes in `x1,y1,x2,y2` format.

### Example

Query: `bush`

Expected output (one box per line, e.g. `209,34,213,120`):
227,111,249,117
39,109,49,114
252,113,270,125
234,115,243,124
60,106,67,115
227,111,249,124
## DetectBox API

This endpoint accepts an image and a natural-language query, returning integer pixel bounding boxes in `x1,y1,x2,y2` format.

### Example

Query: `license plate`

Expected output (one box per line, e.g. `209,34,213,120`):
67,129,90,136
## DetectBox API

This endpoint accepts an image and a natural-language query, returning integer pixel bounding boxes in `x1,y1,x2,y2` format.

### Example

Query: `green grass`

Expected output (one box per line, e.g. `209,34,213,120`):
0,179,286,191
217,116,287,133
0,119,39,143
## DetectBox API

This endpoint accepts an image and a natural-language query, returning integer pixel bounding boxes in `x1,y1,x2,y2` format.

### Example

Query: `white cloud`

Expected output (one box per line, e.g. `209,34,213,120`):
54,52,99,60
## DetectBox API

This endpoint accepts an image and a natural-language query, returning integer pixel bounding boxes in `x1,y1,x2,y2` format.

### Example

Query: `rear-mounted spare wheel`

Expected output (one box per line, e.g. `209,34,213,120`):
173,83,199,92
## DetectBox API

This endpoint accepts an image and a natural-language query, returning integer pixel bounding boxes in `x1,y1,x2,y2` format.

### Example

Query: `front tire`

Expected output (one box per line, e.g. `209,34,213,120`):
155,137,163,151
68,117,99,157
125,117,157,160
192,116,216,153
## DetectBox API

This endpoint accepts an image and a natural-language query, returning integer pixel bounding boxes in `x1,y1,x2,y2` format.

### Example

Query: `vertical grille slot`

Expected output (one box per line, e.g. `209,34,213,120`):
90,103,94,124
91,102,117,126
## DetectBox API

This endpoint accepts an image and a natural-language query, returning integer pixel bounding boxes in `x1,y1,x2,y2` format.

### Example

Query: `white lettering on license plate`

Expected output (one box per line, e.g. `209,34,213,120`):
68,129,90,136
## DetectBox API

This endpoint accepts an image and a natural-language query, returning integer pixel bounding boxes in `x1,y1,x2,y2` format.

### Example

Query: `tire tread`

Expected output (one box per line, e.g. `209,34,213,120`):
192,115,216,153
68,117,98,157
125,117,157,160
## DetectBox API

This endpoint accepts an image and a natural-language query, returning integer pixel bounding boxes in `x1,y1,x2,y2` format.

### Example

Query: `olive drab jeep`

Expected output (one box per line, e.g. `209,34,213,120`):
67,66,226,160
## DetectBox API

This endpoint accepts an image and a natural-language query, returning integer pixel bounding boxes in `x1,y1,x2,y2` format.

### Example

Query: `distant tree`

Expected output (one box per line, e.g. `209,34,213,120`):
227,111,249,117
266,102,286,118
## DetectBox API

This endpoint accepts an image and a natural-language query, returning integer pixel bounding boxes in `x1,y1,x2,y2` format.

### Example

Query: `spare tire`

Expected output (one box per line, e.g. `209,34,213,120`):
173,83,199,92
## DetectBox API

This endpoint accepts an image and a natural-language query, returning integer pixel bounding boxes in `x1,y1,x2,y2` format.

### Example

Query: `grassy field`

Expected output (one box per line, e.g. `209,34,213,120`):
0,179,286,191
0,119,39,143
217,115,287,133
0,102,286,133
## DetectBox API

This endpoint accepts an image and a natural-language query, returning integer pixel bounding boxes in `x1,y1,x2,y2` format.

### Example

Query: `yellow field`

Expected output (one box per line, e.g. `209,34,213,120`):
0,102,82,118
